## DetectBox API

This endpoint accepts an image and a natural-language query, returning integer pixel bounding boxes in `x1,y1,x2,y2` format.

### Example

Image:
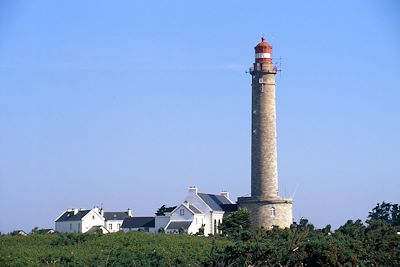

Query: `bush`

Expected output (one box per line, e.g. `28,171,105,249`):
1,203,399,266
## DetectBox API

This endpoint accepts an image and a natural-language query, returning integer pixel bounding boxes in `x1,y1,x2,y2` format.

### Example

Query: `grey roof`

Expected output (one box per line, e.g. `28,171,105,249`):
12,230,27,235
188,204,202,214
55,210,91,222
121,217,155,229
166,221,192,230
86,225,108,233
103,212,129,221
198,193,233,211
221,204,238,214
36,229,55,234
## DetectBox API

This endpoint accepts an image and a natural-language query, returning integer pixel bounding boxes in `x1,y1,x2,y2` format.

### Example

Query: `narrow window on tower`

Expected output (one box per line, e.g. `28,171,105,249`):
270,207,276,217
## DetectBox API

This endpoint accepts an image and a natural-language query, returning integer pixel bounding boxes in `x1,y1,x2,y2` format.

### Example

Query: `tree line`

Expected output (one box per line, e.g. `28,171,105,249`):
209,202,400,266
0,202,399,266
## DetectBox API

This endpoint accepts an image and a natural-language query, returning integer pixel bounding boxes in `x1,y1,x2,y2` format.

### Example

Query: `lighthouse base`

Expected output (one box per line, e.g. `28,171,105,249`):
237,197,293,229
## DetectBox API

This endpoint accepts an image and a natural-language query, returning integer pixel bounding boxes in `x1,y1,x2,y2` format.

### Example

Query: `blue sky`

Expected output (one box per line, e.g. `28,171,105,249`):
0,0,399,233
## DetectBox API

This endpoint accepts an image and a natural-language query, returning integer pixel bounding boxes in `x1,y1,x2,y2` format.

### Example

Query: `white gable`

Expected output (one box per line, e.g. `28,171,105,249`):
170,204,194,221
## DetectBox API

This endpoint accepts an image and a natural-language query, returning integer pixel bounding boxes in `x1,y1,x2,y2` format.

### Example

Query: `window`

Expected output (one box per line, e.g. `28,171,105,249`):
92,215,95,220
180,209,185,216
214,220,217,235
270,207,276,217
109,224,112,230
117,224,121,230
70,223,72,230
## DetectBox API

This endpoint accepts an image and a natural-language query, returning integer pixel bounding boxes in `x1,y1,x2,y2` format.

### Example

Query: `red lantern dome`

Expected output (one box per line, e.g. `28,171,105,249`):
255,37,272,63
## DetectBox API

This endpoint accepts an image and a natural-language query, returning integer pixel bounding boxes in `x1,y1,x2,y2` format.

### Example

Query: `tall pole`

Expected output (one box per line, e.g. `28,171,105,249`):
251,37,278,199
238,37,292,229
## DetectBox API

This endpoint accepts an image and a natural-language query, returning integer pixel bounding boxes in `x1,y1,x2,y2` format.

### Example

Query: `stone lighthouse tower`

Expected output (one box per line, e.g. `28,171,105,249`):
238,37,293,229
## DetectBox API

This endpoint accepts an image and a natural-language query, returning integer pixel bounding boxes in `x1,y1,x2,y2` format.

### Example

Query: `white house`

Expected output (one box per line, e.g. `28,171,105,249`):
55,207,132,234
55,188,236,236
163,202,206,234
183,187,237,235
154,187,237,235
11,230,28,236
100,208,132,233
55,208,105,233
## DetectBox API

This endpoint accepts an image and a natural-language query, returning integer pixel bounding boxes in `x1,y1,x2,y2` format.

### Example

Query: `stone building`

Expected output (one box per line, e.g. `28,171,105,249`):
238,38,293,229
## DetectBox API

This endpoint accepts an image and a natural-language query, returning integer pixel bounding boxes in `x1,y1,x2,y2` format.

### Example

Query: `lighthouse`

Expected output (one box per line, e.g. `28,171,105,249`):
238,37,293,229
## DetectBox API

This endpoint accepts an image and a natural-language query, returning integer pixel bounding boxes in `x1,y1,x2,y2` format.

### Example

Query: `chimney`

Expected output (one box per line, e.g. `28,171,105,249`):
188,186,198,194
72,208,78,215
220,191,229,199
127,208,132,217
94,207,103,216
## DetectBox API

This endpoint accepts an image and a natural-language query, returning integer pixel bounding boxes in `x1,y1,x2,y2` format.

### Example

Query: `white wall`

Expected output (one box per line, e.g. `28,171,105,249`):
170,204,206,235
170,205,194,221
183,191,213,235
55,221,81,233
154,215,170,232
183,189,229,236
80,210,104,233
105,220,123,232
188,214,205,234
211,212,224,235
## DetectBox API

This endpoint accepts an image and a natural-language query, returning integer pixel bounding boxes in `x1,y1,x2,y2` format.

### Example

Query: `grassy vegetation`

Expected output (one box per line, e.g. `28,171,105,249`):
1,202,399,266
0,232,230,266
